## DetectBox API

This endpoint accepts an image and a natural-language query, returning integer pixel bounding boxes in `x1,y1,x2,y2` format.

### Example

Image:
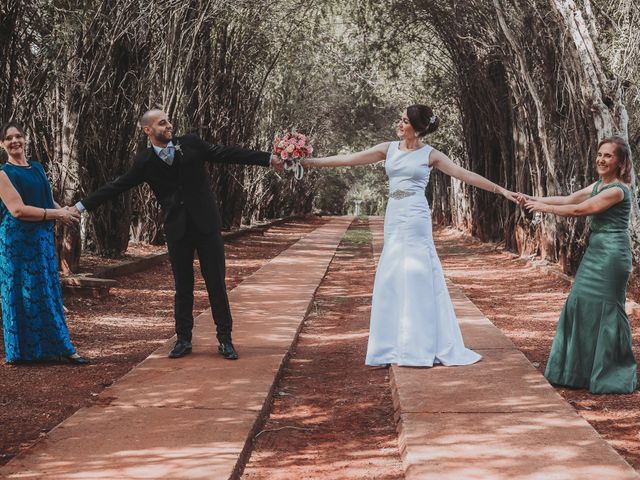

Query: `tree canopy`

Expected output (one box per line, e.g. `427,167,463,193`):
1,0,638,274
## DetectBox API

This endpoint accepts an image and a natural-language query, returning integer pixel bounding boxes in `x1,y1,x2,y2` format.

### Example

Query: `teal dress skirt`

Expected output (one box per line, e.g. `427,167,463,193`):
544,181,637,394
0,160,75,362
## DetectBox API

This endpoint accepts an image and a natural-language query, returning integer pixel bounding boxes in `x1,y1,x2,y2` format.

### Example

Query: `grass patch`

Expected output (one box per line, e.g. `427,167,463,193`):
343,227,372,246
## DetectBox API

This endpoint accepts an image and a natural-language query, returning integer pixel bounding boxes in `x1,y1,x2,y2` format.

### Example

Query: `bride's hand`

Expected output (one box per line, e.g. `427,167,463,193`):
515,192,533,206
270,155,284,172
497,187,518,203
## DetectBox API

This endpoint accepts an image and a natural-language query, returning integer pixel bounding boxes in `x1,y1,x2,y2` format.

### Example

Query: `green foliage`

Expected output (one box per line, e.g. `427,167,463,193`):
343,225,372,245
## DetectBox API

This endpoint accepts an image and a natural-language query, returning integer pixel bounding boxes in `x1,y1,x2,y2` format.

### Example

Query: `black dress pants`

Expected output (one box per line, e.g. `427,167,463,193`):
167,218,232,343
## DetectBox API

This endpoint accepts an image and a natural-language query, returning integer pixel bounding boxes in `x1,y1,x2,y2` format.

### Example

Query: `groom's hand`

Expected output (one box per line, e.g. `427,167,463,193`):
66,205,81,218
58,206,81,226
270,154,284,172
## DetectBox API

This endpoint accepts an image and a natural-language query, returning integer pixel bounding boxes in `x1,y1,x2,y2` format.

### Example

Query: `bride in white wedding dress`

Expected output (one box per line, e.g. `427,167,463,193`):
302,104,516,366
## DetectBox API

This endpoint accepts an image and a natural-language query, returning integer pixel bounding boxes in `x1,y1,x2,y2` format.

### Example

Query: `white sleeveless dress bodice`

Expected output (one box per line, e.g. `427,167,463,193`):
365,141,481,366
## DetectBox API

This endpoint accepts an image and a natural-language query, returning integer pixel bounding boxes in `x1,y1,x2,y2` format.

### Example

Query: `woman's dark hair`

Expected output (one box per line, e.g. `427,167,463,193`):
407,104,439,137
598,136,632,184
0,121,25,141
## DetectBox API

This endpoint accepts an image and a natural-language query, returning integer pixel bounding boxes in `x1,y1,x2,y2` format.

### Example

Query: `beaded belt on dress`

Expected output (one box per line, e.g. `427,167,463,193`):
389,189,416,199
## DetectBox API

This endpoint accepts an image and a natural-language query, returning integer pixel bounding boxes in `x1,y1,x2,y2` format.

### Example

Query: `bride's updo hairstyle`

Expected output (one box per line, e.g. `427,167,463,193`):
407,104,439,137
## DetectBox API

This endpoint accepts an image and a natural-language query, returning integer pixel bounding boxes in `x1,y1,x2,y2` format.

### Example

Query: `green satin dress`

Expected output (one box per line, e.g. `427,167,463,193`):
544,180,637,394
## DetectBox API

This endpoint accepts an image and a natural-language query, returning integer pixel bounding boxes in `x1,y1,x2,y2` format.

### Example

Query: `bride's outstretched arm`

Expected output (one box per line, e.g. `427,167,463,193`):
429,149,517,202
301,142,390,168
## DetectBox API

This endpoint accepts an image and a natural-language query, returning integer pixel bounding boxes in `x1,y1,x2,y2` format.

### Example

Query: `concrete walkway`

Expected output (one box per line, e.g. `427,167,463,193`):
368,216,639,480
1,217,353,480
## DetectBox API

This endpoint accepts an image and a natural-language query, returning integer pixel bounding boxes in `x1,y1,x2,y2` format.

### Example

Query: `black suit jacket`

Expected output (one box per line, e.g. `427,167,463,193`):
81,134,270,242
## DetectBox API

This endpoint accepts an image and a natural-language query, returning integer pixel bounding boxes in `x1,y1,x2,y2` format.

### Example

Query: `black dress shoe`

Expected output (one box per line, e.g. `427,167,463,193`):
218,341,238,360
169,339,192,358
64,355,90,365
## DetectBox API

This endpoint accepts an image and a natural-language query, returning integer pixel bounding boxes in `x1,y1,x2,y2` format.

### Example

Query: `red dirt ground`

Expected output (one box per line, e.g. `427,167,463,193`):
242,217,404,480
0,217,326,465
434,225,640,470
2,217,639,476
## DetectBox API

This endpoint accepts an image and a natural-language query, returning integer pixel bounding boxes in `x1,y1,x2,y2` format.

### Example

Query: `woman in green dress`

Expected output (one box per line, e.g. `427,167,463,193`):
521,136,637,394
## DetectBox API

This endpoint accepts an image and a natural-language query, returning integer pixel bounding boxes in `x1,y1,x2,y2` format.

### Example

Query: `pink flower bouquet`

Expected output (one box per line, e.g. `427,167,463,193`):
273,131,313,180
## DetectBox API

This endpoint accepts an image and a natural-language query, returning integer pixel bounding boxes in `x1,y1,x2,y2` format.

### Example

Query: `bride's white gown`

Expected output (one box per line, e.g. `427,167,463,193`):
365,141,482,367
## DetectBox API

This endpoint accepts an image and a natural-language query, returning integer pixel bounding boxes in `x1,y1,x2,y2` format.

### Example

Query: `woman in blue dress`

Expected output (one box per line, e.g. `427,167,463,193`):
0,121,88,365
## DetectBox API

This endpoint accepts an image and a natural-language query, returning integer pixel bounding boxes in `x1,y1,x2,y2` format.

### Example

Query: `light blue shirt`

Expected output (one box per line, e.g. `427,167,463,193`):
154,141,176,165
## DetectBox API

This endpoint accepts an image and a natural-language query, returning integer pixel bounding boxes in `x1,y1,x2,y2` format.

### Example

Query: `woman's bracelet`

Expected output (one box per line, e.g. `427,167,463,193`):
43,208,47,221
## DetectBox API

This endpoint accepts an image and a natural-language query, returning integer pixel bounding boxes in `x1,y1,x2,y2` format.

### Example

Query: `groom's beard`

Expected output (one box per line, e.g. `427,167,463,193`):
153,131,173,144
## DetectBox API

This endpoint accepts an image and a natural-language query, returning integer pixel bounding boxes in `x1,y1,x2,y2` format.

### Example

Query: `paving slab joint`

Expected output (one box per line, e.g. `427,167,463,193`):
231,216,355,480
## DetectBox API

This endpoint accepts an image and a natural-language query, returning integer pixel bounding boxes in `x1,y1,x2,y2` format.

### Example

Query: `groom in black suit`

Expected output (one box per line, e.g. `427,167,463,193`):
73,109,281,360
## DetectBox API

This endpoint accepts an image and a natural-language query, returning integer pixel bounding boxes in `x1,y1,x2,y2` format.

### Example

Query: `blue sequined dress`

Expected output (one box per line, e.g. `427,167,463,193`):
0,160,75,362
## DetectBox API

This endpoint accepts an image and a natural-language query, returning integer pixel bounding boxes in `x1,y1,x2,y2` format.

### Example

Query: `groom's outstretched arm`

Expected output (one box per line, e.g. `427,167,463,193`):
187,134,274,168
75,158,146,213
